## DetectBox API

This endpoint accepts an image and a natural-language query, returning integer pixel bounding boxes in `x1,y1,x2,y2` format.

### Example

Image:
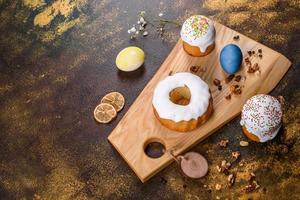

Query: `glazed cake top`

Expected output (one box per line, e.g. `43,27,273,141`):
240,94,282,142
180,15,215,53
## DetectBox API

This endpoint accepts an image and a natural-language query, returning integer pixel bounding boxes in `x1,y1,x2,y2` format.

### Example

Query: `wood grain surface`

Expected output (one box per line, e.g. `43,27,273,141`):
108,22,291,182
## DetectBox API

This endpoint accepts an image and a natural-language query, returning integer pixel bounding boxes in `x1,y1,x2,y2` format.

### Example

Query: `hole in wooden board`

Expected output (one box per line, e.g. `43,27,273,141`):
144,138,166,159
169,85,191,105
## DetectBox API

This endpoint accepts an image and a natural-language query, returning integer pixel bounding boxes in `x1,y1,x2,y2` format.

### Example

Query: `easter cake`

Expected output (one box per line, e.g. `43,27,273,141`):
152,72,213,132
240,94,283,142
180,15,216,57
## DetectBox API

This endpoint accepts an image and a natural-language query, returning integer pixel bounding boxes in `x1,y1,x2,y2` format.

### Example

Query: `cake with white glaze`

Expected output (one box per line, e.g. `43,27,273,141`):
180,15,216,57
152,72,213,132
240,94,283,142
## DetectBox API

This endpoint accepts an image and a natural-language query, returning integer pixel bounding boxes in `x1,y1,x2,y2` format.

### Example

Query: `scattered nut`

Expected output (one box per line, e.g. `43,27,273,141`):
230,85,239,93
225,94,231,100
216,165,222,173
234,75,242,82
240,141,249,147
252,63,259,71
228,174,234,180
243,183,256,193
221,160,227,167
230,85,242,95
243,181,260,193
217,160,231,175
215,184,222,191
213,78,221,86
245,57,250,63
232,151,241,159
225,162,231,168
254,181,260,189
218,85,222,91
218,139,229,147
228,174,235,187
233,88,242,95
247,67,255,73
247,63,260,74
225,74,235,83
258,49,262,53
248,173,255,181
190,65,200,73
233,35,240,40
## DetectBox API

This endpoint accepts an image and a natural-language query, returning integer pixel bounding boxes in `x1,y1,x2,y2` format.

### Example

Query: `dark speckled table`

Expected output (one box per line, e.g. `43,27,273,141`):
0,0,300,199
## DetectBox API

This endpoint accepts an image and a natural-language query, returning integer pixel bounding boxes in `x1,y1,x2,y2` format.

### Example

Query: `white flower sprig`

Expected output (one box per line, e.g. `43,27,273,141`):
128,11,148,39
127,11,180,39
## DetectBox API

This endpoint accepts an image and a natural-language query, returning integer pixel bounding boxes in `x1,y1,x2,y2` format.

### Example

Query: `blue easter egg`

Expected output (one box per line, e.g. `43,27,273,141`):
220,44,243,74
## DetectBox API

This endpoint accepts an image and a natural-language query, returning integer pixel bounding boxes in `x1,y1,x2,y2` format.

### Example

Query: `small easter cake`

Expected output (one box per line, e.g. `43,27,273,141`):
152,72,213,132
180,15,216,57
240,94,283,142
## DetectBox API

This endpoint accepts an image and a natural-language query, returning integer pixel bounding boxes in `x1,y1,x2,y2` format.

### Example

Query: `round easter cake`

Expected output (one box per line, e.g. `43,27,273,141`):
152,72,213,132
180,15,216,57
240,94,283,142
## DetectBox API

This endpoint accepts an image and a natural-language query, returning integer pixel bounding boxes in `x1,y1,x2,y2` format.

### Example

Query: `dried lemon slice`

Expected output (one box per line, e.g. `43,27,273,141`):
94,103,117,123
101,92,125,112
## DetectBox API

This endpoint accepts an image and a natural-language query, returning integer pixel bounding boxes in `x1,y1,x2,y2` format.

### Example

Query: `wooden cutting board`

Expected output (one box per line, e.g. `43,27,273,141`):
108,22,291,182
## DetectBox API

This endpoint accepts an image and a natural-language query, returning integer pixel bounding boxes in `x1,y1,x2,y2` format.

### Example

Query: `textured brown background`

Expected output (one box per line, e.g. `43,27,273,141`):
0,0,299,199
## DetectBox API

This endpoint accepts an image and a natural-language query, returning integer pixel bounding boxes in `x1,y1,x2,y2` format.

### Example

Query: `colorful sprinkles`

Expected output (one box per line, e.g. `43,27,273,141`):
182,15,210,39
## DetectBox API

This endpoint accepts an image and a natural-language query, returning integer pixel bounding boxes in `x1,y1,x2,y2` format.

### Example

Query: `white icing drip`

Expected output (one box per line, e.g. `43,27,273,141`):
244,124,281,143
240,119,245,126
241,94,282,142
180,15,216,53
152,73,210,122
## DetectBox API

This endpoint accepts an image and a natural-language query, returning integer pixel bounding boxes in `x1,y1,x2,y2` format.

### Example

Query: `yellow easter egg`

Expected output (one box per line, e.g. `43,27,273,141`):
116,46,145,72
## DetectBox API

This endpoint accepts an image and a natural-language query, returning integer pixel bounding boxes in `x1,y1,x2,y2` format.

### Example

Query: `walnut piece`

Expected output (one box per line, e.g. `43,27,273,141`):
218,139,229,147
232,151,241,159
213,78,221,86
240,141,249,147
